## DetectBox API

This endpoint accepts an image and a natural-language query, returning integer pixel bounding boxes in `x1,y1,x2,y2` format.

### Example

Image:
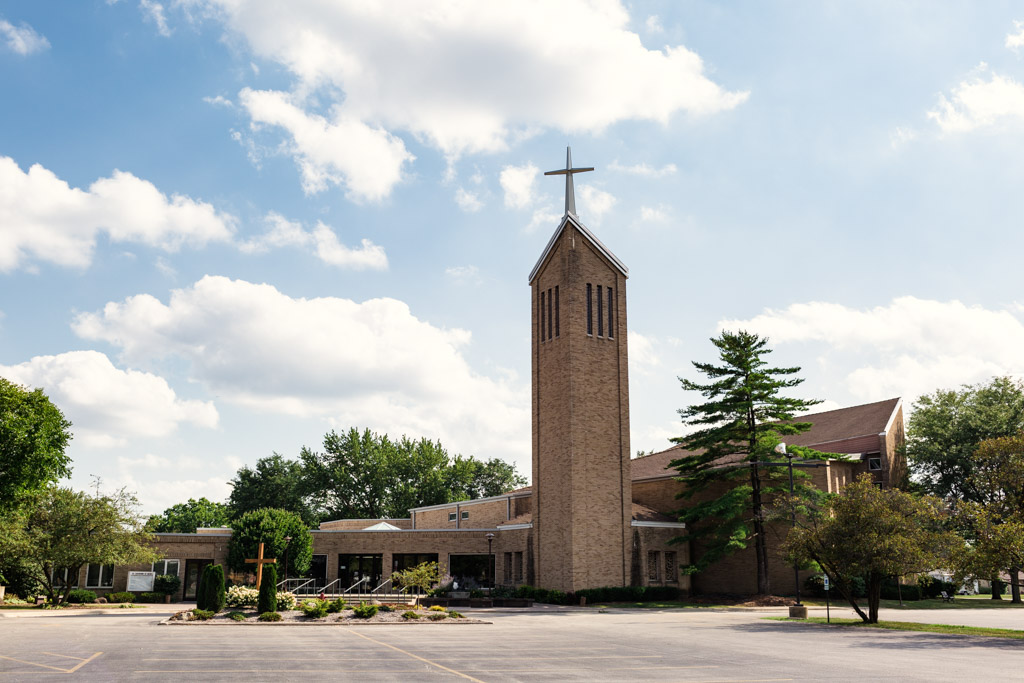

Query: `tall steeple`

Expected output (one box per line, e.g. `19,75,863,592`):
530,149,632,593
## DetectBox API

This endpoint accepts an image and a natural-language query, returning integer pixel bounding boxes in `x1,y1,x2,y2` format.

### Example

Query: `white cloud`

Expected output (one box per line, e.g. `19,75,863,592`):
186,1,746,189
577,185,617,225
203,94,233,107
0,350,218,448
454,187,483,212
1006,20,1024,51
139,0,171,36
645,15,664,34
638,205,670,223
445,265,480,285
114,473,234,515
719,297,1024,406
240,212,387,270
239,88,414,201
0,18,50,55
928,65,1024,133
0,156,235,271
525,204,563,234
628,331,660,376
72,276,530,466
608,160,678,177
500,163,538,209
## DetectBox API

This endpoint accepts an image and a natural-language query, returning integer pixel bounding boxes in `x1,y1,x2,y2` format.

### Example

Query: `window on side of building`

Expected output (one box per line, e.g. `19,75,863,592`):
504,552,512,583
868,455,882,471
554,286,560,337
51,567,79,589
86,563,114,588
547,288,553,340
597,284,603,336
152,559,180,576
448,511,457,522
664,552,677,584
539,289,546,342
647,550,660,582
586,283,593,335
607,286,613,338
461,510,469,520
514,551,524,582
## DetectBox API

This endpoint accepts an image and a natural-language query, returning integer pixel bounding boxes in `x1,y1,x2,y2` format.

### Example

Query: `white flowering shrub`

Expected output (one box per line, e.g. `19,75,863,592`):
225,585,297,610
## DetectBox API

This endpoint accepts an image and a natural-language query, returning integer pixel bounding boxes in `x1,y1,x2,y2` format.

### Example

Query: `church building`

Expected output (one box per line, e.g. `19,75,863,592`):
69,149,905,601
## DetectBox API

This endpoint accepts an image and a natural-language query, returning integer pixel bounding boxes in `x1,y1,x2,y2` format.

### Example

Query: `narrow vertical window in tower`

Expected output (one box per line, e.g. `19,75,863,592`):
607,286,613,338
547,288,553,340
540,289,546,342
586,283,593,335
555,286,560,337
597,285,604,336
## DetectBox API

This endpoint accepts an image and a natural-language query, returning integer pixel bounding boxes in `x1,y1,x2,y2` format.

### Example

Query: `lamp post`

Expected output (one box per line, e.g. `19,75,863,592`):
775,443,801,608
283,536,291,589
485,533,495,589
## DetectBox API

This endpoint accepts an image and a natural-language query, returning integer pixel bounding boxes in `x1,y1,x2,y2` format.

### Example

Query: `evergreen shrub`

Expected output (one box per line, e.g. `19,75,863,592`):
192,609,215,620
402,610,420,620
300,599,328,618
107,591,135,603
257,564,277,614
428,613,447,621
154,574,181,597
258,611,282,622
138,592,165,603
67,589,97,603
326,597,346,613
352,602,378,619
205,564,226,612
448,611,465,618
228,611,247,621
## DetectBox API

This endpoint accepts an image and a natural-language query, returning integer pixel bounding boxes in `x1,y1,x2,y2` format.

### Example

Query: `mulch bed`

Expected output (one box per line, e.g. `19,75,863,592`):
167,608,488,625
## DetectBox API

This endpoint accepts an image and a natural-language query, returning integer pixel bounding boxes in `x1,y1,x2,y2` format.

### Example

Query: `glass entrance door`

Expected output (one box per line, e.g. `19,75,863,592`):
338,554,383,591
183,559,213,601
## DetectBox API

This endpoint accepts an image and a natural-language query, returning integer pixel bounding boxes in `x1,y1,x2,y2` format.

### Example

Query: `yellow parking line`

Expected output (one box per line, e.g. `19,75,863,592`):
343,629,485,683
64,653,102,674
0,655,69,673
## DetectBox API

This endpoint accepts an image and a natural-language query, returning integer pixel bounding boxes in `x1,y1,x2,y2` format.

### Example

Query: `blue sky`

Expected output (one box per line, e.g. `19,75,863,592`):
3,1,1024,512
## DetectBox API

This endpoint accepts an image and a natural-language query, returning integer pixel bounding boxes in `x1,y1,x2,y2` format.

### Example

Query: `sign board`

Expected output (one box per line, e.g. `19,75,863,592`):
127,571,156,592
823,575,830,591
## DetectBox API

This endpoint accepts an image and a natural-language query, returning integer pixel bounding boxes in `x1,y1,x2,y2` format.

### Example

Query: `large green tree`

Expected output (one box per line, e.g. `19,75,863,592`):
784,475,961,623
906,377,1024,503
145,497,232,533
0,487,159,604
227,453,316,525
226,507,313,577
300,428,525,520
0,378,73,512
672,330,823,595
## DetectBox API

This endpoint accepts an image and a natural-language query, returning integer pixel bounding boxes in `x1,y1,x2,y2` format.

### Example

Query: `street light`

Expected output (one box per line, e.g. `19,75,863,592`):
485,533,495,589
283,536,292,589
774,442,801,608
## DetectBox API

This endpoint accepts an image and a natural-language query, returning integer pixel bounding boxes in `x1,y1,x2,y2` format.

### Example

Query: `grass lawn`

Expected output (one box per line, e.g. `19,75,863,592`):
767,616,1024,640
588,600,736,609
802,596,1024,610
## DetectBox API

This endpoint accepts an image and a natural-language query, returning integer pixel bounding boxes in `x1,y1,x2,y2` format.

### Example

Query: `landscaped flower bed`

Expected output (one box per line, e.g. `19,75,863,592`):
167,603,486,625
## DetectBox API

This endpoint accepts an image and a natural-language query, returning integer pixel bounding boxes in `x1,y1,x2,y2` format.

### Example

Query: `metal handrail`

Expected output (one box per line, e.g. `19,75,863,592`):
342,576,369,595
317,579,341,595
278,577,315,593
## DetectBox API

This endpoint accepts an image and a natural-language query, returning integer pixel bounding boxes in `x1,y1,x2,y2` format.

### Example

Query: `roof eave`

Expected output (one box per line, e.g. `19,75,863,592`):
528,212,628,284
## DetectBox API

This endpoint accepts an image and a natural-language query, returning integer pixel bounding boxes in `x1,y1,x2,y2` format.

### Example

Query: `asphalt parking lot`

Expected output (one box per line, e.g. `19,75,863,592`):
1,606,1022,681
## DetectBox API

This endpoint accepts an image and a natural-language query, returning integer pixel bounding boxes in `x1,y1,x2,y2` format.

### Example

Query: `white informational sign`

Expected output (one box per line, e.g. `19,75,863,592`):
127,571,156,592
823,575,830,591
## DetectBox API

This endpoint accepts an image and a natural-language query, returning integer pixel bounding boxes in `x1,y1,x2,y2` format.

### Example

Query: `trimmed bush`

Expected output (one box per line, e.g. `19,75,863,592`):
402,610,421,620
428,613,447,621
199,564,226,612
67,589,97,604
352,602,378,619
228,611,247,621
257,564,277,614
196,565,211,610
107,591,135,603
326,597,346,613
378,604,394,613
258,611,282,622
154,574,181,597
192,608,215,620
448,610,465,619
300,599,329,618
138,592,165,603
429,605,446,612
881,580,922,601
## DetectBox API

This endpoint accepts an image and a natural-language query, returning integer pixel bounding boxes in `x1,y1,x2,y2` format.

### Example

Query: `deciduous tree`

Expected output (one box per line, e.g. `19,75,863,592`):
228,453,315,525
672,330,823,595
226,508,312,577
0,378,72,512
145,497,231,533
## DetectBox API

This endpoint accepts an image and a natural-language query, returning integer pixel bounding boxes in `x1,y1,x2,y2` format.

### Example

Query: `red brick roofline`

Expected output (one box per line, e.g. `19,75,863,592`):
528,212,628,284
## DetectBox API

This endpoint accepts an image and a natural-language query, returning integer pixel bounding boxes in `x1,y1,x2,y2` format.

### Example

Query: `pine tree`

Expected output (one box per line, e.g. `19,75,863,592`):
258,564,277,614
195,564,212,610
672,330,822,595
207,564,226,612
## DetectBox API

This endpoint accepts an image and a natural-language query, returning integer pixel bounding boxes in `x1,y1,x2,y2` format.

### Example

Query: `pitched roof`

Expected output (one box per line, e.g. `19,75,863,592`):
528,212,628,284
362,521,402,531
630,397,902,481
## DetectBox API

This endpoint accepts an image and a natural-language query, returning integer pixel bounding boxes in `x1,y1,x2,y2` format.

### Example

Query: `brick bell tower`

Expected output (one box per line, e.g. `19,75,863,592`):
529,148,632,593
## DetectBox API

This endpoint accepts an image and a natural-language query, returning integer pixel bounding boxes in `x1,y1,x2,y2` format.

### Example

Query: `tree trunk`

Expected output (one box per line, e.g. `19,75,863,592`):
750,462,769,595
1011,567,1022,604
867,573,882,624
991,574,1002,600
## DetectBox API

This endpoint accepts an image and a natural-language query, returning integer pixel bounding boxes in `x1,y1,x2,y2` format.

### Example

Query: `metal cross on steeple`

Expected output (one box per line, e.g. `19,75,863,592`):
544,146,594,217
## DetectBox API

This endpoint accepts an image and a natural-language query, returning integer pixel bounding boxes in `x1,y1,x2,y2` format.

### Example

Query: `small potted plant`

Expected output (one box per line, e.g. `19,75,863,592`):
154,574,182,603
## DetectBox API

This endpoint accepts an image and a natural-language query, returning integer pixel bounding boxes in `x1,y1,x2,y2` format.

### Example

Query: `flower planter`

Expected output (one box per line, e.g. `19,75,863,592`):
468,598,493,608
492,598,533,608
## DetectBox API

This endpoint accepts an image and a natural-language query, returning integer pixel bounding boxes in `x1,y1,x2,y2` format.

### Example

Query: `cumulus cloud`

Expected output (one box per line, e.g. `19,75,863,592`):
928,65,1024,133
0,156,235,271
0,18,49,55
445,265,481,285
608,161,678,177
184,1,745,194
525,204,563,234
203,94,233,107
500,163,539,209
0,350,218,448
645,15,664,34
577,185,617,225
239,212,387,270
1006,20,1024,51
719,297,1024,406
638,205,670,223
628,331,660,376
139,0,171,36
239,88,414,201
72,276,529,465
454,187,483,212
115,472,234,515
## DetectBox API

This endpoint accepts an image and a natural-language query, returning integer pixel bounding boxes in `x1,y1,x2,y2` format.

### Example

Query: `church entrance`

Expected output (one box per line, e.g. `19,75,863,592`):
183,559,213,601
338,554,382,591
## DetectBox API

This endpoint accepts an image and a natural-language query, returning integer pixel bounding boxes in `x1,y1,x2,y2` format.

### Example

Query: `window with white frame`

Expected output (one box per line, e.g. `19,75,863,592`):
461,510,469,520
448,511,457,521
868,456,883,471
152,559,180,576
50,567,79,588
86,563,114,588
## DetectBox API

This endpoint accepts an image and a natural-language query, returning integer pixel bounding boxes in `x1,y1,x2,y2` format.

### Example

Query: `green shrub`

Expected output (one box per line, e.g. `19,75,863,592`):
207,565,226,612
917,576,956,600
378,604,393,613
196,565,212,610
979,584,992,595
107,591,135,603
428,613,447,621
67,589,97,604
469,589,484,599
258,611,282,622
300,599,329,618
257,564,277,614
352,602,378,619
428,605,446,612
881,580,922,601
228,611,248,621
192,608,215,620
402,610,421,620
154,574,181,597
138,592,165,603
448,610,465,619
326,597,346,613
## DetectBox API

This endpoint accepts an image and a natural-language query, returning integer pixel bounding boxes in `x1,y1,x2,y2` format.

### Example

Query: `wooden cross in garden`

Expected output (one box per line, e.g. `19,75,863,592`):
245,542,277,590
